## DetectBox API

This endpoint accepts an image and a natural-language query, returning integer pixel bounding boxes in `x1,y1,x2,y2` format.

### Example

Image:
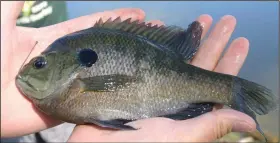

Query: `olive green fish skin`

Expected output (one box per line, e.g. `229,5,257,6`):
18,27,234,123
15,19,277,136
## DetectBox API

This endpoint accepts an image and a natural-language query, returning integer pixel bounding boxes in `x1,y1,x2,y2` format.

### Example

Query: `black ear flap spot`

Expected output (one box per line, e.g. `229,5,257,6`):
78,48,98,67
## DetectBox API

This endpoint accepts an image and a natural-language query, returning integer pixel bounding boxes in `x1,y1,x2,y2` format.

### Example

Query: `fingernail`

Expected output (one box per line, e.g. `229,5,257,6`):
221,15,235,21
233,121,255,132
197,14,212,27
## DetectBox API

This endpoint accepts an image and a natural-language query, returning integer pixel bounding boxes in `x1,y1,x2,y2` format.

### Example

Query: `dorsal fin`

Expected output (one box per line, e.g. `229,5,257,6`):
93,17,203,62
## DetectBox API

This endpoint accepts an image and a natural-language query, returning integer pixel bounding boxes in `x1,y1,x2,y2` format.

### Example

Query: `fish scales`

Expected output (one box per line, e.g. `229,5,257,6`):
36,28,233,121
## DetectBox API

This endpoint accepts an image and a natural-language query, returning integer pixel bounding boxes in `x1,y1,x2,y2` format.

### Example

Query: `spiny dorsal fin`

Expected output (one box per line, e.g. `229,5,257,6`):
93,17,203,62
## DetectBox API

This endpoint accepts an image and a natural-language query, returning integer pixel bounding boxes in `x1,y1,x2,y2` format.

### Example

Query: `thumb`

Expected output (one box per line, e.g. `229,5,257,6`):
190,109,256,142
1,1,24,26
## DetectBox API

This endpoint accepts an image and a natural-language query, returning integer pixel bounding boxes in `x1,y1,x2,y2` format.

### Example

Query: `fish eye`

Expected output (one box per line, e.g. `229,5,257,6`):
33,57,47,69
78,48,98,67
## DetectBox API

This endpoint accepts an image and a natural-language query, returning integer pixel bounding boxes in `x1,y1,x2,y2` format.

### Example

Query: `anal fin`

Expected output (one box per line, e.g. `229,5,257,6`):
160,103,214,120
86,119,137,130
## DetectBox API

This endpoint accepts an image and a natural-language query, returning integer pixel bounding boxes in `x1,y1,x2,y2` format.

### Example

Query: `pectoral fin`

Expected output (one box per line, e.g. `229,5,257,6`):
77,74,140,92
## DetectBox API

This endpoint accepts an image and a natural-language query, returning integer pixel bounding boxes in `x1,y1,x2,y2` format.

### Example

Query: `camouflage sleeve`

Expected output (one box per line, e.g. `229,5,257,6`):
16,1,68,28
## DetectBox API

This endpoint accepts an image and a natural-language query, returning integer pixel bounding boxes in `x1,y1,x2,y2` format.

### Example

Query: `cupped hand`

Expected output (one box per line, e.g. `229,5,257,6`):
1,1,160,138
67,14,256,142
1,1,256,142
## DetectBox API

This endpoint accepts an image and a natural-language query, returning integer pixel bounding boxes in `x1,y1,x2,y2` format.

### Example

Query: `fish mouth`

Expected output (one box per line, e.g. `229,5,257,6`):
15,75,36,96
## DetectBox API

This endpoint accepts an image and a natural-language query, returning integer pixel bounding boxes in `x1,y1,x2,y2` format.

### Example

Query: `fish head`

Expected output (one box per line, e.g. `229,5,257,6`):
15,41,80,100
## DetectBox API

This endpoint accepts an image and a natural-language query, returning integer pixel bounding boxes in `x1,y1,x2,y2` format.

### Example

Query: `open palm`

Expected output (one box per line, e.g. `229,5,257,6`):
1,1,255,142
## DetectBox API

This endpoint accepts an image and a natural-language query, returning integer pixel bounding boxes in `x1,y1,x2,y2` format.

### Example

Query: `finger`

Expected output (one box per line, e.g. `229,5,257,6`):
68,118,175,142
146,20,165,26
39,8,145,41
174,109,256,142
68,124,114,142
196,14,213,40
191,15,237,71
112,8,145,20
1,1,24,25
214,37,249,75
1,82,63,138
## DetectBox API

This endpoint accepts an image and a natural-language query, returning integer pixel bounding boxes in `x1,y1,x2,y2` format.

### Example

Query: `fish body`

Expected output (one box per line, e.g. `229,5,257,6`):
16,18,277,139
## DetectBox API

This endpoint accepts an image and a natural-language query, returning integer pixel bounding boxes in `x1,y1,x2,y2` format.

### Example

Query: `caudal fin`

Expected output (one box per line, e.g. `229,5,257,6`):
233,77,278,115
232,77,278,142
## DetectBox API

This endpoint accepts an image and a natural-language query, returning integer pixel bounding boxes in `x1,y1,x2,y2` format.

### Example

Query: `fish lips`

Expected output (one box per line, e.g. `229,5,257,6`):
15,75,37,99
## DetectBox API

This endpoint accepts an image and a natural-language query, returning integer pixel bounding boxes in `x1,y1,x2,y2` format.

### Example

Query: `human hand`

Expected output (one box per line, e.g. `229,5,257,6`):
1,1,256,142
67,15,256,142
1,1,162,138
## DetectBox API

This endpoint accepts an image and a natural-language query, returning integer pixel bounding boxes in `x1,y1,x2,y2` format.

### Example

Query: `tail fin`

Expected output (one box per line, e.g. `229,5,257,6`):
231,77,278,142
233,77,278,115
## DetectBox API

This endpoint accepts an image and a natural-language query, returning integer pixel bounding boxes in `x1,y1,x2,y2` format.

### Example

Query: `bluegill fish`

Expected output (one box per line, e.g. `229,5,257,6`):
15,17,277,141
